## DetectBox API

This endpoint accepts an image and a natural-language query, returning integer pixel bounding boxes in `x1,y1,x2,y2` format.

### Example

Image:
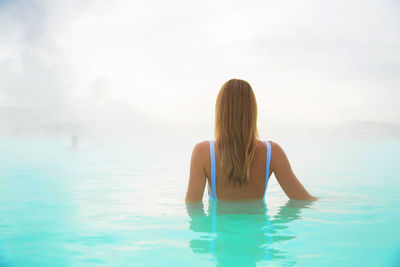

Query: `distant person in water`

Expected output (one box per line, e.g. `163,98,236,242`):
185,79,318,202
66,135,78,150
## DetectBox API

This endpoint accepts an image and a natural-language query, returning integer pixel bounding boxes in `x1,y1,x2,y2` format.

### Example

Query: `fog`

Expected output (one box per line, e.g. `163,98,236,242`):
1,0,400,156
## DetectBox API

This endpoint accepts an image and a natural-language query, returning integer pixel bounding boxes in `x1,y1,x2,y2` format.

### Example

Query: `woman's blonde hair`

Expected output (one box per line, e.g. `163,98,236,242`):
215,78,259,187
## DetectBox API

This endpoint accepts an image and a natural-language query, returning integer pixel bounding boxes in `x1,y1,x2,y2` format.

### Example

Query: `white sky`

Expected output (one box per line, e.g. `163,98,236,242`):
1,0,399,129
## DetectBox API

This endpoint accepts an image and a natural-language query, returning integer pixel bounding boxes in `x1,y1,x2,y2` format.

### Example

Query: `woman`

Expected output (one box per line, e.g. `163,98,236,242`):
185,79,317,202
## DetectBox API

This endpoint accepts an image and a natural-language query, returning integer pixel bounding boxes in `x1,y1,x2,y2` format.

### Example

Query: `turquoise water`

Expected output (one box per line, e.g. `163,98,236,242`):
1,137,400,266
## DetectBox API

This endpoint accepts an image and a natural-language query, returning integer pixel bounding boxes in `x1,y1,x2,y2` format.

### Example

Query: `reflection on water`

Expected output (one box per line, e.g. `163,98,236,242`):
186,199,314,266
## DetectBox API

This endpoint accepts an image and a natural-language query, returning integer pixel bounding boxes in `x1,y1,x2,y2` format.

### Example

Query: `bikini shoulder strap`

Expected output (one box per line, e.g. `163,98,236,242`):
263,140,272,200
209,141,217,200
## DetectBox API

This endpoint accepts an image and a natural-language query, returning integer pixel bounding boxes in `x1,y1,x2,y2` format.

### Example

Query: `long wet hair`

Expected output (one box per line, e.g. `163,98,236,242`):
214,79,259,187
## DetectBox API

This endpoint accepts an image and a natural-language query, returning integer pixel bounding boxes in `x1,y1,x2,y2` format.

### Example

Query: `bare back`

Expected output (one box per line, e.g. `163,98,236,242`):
185,139,317,202
205,140,270,200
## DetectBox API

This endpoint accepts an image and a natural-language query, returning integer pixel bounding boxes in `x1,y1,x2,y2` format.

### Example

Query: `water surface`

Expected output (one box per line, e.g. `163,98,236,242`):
0,137,399,266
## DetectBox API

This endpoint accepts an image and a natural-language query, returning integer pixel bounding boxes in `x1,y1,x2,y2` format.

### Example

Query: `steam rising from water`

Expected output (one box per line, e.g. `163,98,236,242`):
1,0,400,150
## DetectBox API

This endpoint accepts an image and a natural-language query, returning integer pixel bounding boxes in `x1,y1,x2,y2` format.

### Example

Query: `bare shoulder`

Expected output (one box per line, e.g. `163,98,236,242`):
268,140,288,168
191,140,210,159
193,140,210,151
268,140,285,154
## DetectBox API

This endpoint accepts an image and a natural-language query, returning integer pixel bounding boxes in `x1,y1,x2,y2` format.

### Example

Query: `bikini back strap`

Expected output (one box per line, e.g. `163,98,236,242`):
209,141,217,200
263,141,272,200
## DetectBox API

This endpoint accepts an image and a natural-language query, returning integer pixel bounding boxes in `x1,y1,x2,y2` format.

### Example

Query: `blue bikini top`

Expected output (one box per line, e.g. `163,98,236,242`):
208,140,272,201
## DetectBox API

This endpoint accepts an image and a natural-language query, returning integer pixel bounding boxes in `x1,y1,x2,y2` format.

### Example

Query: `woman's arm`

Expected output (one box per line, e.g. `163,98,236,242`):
185,142,207,203
270,141,318,201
